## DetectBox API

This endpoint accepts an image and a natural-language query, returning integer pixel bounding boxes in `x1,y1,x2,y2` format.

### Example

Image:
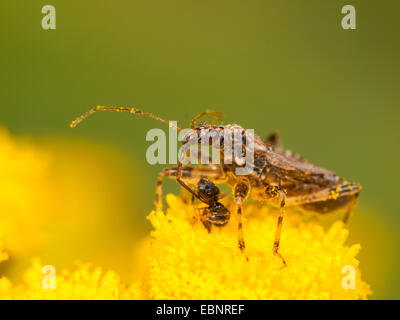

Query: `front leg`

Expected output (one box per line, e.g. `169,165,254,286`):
233,178,250,255
155,165,226,211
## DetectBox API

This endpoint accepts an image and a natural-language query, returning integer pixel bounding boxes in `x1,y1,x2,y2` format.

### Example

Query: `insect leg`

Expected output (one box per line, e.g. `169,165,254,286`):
180,186,193,204
233,179,250,255
198,207,213,233
190,110,224,129
273,191,287,267
176,131,228,205
265,185,286,266
285,183,361,222
156,166,226,211
176,141,205,203
265,185,287,266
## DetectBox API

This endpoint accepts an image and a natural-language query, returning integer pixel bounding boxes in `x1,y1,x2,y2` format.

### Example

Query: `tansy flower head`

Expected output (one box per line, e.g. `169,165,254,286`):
0,258,144,300
146,194,371,299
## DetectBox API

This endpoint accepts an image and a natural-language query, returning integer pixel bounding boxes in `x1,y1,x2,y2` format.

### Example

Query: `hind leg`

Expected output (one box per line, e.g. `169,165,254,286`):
285,183,361,222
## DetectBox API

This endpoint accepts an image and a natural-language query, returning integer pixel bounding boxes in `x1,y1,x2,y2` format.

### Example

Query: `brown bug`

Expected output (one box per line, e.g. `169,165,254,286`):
71,106,361,266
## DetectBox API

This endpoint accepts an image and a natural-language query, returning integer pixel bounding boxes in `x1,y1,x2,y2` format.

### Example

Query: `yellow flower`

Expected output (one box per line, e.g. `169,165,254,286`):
0,128,52,254
146,194,371,299
0,258,144,300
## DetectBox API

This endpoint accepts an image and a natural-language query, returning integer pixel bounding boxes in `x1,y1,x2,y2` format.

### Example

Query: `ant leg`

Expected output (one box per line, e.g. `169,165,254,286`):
273,191,287,267
198,207,212,233
233,179,250,255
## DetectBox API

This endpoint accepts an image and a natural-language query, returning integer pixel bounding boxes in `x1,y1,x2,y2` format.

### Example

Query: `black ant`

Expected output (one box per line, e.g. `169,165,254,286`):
195,178,231,233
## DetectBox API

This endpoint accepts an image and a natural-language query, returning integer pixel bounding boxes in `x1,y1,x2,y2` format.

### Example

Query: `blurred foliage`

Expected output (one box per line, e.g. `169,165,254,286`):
0,1,399,298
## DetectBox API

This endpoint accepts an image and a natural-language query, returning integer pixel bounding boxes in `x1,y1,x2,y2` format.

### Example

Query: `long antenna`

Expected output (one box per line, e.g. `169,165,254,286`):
70,105,182,131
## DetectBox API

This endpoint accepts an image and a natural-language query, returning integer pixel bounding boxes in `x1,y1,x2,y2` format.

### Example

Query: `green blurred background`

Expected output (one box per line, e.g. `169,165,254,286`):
0,1,399,299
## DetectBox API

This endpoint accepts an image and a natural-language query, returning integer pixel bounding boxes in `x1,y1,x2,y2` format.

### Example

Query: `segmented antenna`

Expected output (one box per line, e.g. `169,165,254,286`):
70,106,182,131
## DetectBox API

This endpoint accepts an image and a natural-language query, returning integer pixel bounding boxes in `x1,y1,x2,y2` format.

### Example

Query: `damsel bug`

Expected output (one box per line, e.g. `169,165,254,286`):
71,106,361,266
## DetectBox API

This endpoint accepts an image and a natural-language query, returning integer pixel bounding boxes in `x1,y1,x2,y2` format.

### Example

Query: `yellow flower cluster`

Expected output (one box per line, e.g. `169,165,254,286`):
0,128,52,254
146,195,371,299
0,127,371,299
0,258,144,299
